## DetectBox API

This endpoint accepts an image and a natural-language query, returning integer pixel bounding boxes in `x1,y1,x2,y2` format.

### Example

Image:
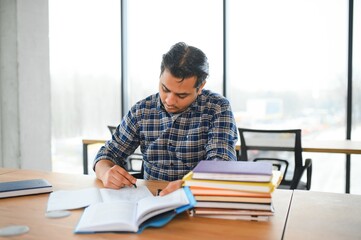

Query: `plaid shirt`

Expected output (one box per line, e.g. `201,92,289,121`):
94,89,238,181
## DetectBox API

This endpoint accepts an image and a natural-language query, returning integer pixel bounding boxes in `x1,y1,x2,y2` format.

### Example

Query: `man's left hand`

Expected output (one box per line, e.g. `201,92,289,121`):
159,180,184,196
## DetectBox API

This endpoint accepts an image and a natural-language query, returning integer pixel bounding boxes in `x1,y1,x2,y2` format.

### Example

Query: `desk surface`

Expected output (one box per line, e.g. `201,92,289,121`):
235,139,361,155
302,139,361,154
0,168,292,240
283,190,361,240
83,139,361,155
0,168,17,175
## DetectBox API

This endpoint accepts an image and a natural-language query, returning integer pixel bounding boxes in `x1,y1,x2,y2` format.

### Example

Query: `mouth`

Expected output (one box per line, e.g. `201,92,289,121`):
165,105,177,111
164,104,178,112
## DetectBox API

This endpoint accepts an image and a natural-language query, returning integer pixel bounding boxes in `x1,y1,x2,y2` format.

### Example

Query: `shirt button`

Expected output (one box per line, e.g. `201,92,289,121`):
170,162,174,166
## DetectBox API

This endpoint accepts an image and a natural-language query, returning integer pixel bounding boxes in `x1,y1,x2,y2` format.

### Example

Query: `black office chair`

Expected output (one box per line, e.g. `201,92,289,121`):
238,128,312,190
107,125,117,135
107,125,144,179
123,153,144,179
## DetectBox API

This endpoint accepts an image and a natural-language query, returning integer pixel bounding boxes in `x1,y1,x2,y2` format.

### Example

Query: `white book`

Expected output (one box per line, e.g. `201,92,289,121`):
195,201,274,211
74,187,196,233
193,214,270,222
0,179,53,198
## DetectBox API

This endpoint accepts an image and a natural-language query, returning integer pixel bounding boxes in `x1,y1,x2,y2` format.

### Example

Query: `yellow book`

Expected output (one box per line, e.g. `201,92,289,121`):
182,171,282,193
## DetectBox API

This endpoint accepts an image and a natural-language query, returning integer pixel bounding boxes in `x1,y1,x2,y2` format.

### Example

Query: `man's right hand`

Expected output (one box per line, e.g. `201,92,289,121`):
95,160,137,189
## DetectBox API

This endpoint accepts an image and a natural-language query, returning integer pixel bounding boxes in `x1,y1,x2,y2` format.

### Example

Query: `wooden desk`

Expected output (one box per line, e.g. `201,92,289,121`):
283,190,361,240
302,140,361,155
83,139,361,173
0,168,17,175
235,139,361,154
236,139,361,193
0,168,292,240
83,139,361,193
83,139,361,155
301,140,361,194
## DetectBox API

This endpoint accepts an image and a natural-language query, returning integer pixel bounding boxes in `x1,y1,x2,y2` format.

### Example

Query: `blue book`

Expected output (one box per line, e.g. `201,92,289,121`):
0,179,53,198
192,160,273,182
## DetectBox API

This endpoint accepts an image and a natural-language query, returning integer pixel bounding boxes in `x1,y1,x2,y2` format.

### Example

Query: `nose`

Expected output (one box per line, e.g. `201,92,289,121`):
165,93,176,105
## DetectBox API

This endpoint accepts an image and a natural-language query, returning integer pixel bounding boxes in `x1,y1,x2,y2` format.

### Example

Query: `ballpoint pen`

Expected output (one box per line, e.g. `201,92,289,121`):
156,189,162,196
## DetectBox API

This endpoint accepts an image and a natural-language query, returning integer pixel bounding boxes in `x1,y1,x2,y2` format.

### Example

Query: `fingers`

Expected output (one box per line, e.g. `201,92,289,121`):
102,165,137,189
118,168,137,186
159,180,184,196
112,166,137,185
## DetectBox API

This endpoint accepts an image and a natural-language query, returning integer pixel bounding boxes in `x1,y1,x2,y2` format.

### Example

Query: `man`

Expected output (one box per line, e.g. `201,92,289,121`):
94,42,238,195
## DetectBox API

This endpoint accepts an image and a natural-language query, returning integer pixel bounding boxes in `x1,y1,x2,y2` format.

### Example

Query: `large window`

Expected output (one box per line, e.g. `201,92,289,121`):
48,0,360,194
125,0,223,112
49,0,121,173
352,0,361,193
227,0,349,193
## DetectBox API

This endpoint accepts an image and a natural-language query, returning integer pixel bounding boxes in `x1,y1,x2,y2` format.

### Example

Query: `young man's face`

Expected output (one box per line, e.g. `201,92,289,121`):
159,69,205,114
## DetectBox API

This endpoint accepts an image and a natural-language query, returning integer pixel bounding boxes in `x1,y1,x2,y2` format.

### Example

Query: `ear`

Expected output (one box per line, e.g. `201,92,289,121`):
197,81,206,94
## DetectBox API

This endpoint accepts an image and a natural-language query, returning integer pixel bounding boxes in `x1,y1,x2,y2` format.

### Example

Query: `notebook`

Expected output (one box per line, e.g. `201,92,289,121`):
0,179,53,198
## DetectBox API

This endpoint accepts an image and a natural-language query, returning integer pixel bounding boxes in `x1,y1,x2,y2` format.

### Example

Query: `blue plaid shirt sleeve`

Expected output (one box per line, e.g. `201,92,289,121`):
205,99,238,161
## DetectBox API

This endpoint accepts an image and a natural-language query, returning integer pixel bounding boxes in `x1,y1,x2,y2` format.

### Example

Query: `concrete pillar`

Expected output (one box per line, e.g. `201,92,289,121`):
0,0,51,170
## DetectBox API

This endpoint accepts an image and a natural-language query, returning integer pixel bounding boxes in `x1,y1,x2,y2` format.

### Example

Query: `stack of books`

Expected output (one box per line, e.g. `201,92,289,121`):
182,160,282,221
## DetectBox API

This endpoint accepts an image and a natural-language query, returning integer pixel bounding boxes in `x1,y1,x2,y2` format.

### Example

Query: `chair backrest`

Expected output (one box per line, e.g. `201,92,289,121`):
238,128,304,189
107,125,117,135
125,153,144,179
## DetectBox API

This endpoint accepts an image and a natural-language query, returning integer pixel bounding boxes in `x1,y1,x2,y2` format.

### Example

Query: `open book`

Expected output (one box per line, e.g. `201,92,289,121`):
74,187,196,233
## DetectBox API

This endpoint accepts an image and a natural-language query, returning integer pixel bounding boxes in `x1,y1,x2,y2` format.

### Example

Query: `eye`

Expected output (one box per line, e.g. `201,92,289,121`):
177,95,188,99
162,86,170,93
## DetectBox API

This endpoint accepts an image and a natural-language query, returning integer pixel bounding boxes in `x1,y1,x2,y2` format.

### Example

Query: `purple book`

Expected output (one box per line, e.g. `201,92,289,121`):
192,160,273,182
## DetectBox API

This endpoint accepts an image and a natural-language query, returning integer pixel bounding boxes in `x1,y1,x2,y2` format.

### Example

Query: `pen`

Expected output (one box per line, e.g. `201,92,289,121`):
156,189,162,196
133,183,137,188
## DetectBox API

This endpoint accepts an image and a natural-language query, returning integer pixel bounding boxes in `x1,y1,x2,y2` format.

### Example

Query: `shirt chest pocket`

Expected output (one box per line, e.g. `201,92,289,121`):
174,131,207,162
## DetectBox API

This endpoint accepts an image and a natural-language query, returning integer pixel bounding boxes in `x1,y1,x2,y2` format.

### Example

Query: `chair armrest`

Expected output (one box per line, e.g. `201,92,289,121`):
304,158,312,168
304,158,312,190
290,158,312,190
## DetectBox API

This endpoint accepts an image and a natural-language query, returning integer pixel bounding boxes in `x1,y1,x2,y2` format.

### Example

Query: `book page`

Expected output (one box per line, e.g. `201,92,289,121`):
47,186,153,212
75,201,138,233
47,188,102,212
99,186,153,202
136,188,189,225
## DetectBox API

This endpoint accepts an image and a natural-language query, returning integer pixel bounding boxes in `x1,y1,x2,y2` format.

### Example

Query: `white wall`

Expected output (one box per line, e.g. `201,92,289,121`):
0,0,51,170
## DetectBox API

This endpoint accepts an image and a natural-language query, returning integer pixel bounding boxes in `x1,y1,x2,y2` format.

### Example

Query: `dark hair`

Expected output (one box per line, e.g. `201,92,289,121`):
160,42,209,89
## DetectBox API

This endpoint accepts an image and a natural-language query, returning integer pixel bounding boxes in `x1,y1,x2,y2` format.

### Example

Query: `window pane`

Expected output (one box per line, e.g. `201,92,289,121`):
125,0,223,112
352,0,361,194
227,0,348,193
49,0,121,173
